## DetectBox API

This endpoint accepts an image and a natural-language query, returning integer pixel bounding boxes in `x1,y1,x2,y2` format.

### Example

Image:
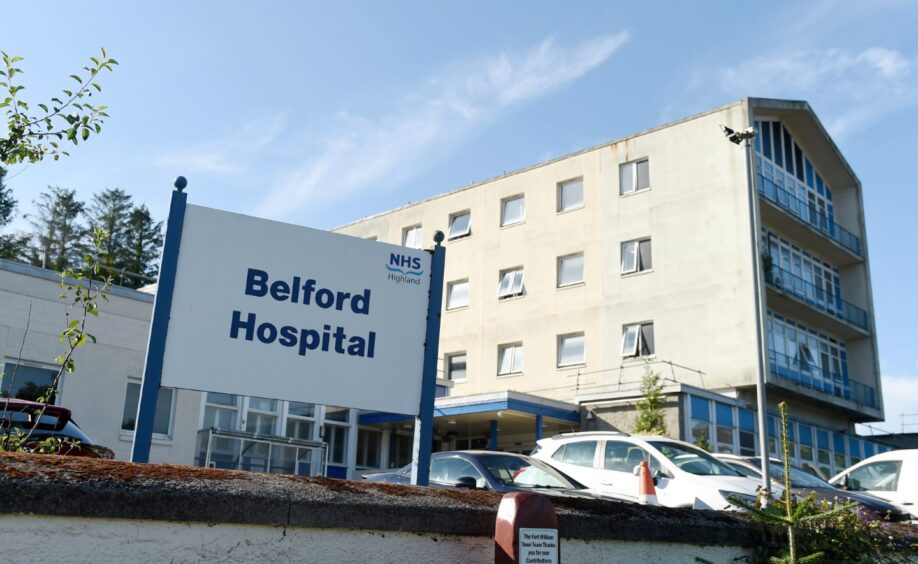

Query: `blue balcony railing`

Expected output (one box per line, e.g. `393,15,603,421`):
765,266,869,332
757,174,862,257
766,350,877,409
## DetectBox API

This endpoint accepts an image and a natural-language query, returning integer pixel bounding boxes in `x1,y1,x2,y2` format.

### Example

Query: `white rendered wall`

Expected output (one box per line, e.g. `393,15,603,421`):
0,515,752,564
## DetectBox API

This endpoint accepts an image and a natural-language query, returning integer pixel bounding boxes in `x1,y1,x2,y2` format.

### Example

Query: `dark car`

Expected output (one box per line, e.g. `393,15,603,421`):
0,399,114,459
715,454,909,522
363,450,599,499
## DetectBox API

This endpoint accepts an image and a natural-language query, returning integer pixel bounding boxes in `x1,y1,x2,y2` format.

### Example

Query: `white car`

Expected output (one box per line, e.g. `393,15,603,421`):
530,432,770,510
829,449,917,519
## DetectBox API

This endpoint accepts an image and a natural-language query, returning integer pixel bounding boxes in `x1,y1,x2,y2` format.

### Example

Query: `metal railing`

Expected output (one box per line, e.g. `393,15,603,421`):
765,266,869,332
766,350,877,408
195,428,328,477
757,174,861,257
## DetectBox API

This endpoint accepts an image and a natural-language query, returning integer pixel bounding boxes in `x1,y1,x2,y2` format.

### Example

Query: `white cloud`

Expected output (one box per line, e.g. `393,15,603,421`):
255,32,630,221
153,114,287,174
712,47,917,138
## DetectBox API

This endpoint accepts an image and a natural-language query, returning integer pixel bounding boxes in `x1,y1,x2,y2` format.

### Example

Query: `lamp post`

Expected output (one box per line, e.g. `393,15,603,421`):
720,125,771,498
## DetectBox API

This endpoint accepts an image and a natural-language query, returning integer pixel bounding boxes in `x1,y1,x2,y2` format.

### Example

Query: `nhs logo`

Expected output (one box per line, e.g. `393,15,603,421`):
386,253,423,285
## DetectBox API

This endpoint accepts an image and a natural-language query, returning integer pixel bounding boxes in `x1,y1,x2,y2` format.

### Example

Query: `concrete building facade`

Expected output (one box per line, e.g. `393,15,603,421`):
0,97,888,480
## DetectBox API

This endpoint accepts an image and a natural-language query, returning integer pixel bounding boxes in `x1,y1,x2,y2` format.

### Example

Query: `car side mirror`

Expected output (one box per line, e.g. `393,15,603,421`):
454,476,478,490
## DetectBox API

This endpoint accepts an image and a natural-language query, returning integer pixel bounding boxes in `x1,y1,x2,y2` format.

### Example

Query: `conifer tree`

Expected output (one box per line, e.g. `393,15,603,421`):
633,364,668,436
26,186,87,270
122,204,163,287
86,187,132,271
0,167,27,260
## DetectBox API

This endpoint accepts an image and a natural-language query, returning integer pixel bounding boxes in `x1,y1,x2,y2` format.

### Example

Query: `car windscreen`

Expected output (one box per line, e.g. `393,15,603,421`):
648,441,742,476
477,454,581,489
753,459,832,488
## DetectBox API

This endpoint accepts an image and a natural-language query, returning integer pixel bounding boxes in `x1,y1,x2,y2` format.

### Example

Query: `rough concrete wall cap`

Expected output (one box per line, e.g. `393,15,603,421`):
0,453,760,546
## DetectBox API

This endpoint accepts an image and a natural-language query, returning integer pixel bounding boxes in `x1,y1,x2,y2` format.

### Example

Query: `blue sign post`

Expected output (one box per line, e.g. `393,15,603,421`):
410,231,446,486
131,178,188,462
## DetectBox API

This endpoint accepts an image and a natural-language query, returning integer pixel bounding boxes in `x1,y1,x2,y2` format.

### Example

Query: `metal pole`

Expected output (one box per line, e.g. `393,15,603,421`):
410,231,446,485
131,177,188,463
743,137,772,497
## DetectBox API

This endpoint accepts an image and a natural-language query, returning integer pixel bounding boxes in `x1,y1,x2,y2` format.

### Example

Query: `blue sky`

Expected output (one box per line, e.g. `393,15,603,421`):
4,1,917,432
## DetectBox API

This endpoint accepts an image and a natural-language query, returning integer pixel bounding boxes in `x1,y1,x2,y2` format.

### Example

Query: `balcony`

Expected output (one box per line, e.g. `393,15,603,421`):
757,173,862,262
765,265,869,335
767,350,877,409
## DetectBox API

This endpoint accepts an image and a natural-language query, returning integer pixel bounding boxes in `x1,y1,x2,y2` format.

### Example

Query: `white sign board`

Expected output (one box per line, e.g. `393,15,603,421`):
519,528,559,564
159,204,431,415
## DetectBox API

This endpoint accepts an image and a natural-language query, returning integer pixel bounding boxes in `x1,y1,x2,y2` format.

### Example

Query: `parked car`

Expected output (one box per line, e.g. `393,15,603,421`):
714,454,910,522
362,450,601,499
0,399,114,459
530,431,769,510
829,449,917,520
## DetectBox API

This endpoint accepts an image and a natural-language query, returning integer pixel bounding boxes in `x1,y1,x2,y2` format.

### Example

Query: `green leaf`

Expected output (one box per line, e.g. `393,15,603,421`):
91,82,101,92
38,103,48,112
62,89,73,97
70,74,82,83
81,128,89,141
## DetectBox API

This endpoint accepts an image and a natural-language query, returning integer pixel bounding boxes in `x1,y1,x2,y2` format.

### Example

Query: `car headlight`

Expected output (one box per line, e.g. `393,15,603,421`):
720,490,757,508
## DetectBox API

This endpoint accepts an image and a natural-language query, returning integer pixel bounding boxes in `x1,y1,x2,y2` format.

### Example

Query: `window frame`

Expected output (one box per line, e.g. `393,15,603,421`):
621,322,654,358
621,238,652,274
121,379,176,438
619,158,650,195
500,195,526,227
497,342,524,376
446,279,470,310
557,333,586,368
556,177,584,213
557,252,584,288
446,352,468,382
447,210,472,240
402,224,423,249
497,267,525,299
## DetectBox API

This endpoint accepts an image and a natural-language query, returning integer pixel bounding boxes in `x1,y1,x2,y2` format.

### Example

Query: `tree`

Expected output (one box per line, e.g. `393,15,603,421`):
122,204,163,287
1,49,117,165
633,364,668,436
26,186,87,271
0,166,27,260
86,187,131,268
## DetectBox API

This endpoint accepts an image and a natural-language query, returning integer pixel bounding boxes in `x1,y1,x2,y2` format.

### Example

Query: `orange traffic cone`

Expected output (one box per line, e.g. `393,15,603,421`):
637,460,658,506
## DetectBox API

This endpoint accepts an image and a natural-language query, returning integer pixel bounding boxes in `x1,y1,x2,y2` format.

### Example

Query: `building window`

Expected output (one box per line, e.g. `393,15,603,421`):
557,178,584,212
738,408,756,456
446,279,469,310
498,343,524,376
689,396,711,450
557,333,585,367
621,322,654,357
501,195,525,226
619,159,650,195
203,392,240,430
448,211,471,240
621,239,652,274
286,401,315,440
323,406,350,465
246,397,279,435
557,253,584,287
714,402,734,453
356,428,382,469
121,381,175,436
402,225,422,249
2,361,58,403
447,353,467,381
497,267,525,299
